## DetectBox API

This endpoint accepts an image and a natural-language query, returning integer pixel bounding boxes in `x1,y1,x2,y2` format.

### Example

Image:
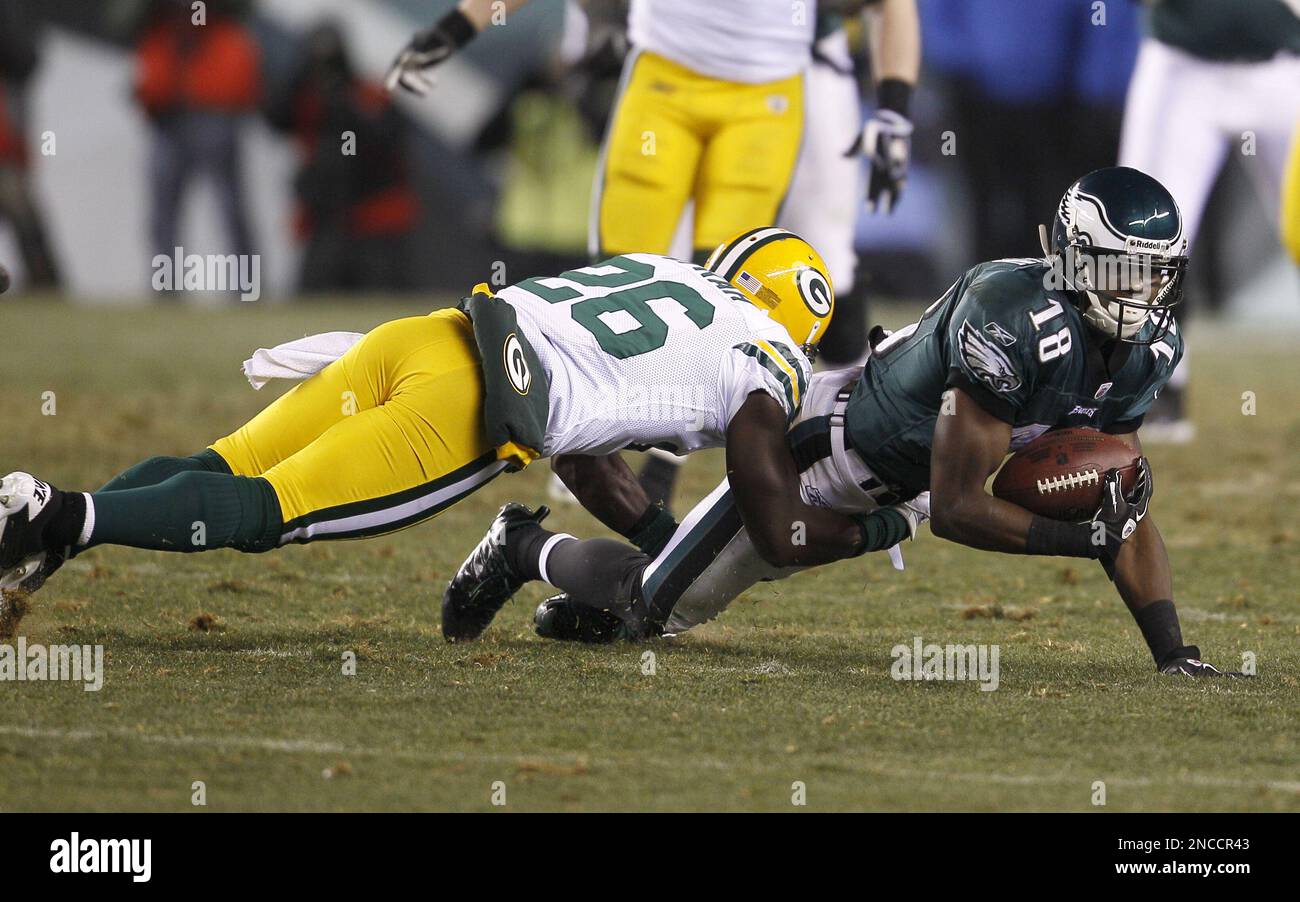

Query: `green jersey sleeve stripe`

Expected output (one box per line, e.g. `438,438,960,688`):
736,342,798,422
767,339,809,399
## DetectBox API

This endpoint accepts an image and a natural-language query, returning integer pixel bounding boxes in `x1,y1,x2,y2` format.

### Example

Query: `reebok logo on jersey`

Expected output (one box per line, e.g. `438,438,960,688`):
958,319,1022,394
502,333,531,395
983,321,1016,347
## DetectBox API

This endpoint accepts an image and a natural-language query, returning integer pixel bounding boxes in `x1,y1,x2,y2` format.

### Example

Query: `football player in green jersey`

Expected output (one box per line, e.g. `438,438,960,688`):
454,167,1241,677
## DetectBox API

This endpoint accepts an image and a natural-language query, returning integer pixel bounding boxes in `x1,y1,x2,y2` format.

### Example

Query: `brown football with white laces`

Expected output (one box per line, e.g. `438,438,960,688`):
991,428,1140,522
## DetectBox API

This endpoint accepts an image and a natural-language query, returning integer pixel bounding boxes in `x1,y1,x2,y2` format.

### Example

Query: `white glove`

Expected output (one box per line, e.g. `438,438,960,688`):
385,11,477,96
846,109,913,214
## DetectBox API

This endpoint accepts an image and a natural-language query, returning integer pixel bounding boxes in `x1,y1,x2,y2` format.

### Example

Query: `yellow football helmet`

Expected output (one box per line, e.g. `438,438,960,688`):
705,227,835,356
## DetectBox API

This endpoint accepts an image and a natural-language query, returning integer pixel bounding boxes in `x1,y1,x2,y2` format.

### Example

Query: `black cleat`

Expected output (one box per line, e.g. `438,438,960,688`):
441,503,549,641
533,594,624,644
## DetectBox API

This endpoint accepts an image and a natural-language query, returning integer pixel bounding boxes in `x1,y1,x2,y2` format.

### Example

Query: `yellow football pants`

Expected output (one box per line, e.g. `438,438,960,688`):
210,309,505,544
593,50,805,259
1283,120,1300,265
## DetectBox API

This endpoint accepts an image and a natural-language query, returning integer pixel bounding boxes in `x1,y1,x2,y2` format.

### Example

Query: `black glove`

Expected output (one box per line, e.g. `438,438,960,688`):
385,9,476,96
1158,645,1247,678
845,109,912,214
1128,457,1152,522
1091,458,1152,578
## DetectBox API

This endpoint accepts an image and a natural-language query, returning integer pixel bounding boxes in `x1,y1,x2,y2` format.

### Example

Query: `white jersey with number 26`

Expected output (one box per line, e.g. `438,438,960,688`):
501,254,811,458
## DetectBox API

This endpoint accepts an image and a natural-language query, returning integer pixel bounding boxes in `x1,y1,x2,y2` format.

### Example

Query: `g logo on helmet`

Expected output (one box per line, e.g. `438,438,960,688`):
796,268,832,317
503,333,531,395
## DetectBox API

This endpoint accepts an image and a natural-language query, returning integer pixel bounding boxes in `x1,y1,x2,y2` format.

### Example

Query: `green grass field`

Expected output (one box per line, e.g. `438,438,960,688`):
0,297,1296,812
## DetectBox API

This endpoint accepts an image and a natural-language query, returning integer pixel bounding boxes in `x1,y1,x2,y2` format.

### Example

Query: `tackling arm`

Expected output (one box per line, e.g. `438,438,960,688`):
551,453,652,537
726,392,901,568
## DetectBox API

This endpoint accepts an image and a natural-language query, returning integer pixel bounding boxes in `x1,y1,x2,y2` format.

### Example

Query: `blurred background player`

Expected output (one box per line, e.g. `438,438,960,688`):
267,20,421,293
925,0,1140,265
0,0,60,292
1118,0,1300,441
130,0,261,294
784,0,920,369
1286,120,1300,264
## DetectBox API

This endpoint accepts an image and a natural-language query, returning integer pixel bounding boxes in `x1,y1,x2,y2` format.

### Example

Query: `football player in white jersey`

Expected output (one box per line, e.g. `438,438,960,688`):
0,231,866,645
440,229,908,639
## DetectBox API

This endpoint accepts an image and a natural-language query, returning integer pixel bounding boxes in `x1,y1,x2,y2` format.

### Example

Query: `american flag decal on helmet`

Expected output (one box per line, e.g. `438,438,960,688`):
737,271,762,294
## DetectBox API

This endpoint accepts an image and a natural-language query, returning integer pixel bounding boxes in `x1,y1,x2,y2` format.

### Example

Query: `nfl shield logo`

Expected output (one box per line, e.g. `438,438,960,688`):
1094,382,1112,400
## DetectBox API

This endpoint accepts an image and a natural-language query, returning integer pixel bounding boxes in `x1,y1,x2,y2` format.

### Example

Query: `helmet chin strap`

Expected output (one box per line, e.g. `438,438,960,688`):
1041,223,1146,341
1085,294,1149,341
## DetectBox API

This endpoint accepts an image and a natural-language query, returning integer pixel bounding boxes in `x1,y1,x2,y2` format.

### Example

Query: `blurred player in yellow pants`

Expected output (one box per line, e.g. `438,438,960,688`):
1284,121,1300,264
591,49,803,260
389,0,817,262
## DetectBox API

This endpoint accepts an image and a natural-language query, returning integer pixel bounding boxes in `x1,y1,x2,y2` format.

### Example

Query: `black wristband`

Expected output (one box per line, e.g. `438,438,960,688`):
876,78,913,117
625,505,678,558
1134,600,1186,668
851,508,910,557
1025,516,1099,559
435,7,477,49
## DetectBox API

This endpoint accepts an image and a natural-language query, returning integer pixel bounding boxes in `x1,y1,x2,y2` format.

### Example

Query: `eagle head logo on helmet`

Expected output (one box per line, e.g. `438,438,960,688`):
1041,167,1189,346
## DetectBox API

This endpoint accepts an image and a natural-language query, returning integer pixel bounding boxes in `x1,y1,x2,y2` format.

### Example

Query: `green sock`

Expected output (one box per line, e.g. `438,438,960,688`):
97,449,230,493
87,471,282,554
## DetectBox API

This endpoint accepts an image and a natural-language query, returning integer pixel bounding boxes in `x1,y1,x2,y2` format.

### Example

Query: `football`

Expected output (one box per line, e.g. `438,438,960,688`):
992,428,1140,521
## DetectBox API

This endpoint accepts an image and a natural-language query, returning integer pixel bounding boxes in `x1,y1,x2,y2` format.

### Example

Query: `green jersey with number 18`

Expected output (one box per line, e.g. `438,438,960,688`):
845,259,1184,500
500,254,812,457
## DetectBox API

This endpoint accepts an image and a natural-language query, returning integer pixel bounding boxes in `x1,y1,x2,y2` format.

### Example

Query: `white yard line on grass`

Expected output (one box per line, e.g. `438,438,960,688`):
3,724,1298,794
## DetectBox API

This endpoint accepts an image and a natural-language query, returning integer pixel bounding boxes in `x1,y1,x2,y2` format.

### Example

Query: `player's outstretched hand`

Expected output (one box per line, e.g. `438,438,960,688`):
385,9,477,96
1158,646,1248,678
846,109,913,214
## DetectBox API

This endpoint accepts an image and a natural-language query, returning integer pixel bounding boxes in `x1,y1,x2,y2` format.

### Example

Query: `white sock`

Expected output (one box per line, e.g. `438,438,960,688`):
536,533,576,586
77,493,96,547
